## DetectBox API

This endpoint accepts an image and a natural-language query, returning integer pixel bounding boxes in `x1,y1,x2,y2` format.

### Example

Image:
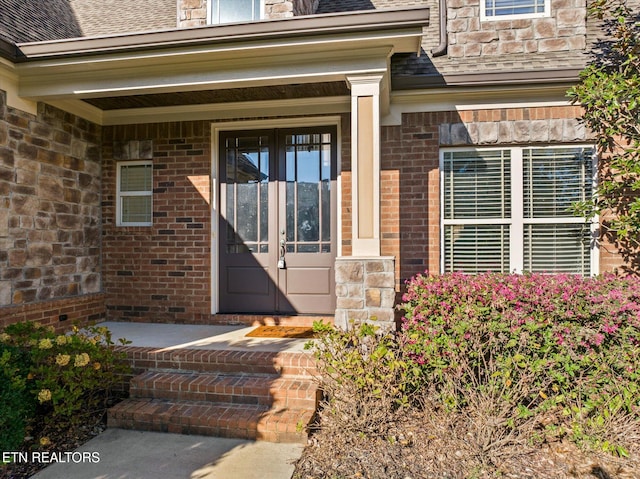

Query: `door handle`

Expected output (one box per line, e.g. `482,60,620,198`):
278,235,286,269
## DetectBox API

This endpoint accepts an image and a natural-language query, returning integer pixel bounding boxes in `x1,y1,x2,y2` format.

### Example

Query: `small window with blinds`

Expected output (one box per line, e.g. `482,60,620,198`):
117,161,153,226
482,0,549,19
441,146,597,276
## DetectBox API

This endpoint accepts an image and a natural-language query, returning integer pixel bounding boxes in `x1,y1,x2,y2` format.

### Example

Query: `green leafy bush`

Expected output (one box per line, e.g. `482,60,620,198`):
0,342,35,452
400,272,640,457
306,321,420,437
0,322,130,446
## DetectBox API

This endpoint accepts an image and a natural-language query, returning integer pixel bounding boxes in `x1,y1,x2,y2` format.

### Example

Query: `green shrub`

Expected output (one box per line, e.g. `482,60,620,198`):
0,342,35,452
0,322,130,445
400,272,640,457
306,321,420,437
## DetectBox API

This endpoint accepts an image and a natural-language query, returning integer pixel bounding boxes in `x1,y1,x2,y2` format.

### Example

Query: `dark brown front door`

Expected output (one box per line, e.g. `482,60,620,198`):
218,127,337,314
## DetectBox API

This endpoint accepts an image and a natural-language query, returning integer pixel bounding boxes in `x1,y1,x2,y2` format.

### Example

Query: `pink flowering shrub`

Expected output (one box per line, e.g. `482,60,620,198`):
400,272,640,456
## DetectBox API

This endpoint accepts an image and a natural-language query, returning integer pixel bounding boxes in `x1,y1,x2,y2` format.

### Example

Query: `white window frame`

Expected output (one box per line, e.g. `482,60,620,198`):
116,160,153,227
207,0,264,25
480,0,550,21
440,145,599,275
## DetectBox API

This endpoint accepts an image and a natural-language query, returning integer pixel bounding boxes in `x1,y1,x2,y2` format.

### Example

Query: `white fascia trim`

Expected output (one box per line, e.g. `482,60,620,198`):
17,47,390,100
101,96,350,126
0,58,37,115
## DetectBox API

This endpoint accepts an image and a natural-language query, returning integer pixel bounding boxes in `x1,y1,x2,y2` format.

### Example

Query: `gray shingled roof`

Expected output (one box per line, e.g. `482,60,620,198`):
0,0,175,44
0,0,82,43
68,0,176,37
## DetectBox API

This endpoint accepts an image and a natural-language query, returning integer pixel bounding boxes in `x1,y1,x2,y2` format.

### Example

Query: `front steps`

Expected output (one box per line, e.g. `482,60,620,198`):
108,342,320,443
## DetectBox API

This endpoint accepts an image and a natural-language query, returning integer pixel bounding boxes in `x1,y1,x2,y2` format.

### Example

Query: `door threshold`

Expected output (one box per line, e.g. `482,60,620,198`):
211,314,334,327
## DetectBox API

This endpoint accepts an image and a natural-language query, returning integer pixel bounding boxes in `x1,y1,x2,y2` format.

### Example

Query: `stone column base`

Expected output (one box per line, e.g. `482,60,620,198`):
334,256,395,331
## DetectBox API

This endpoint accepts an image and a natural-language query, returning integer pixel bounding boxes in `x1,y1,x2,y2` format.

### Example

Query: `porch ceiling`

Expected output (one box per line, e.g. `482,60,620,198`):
82,82,351,110
12,7,429,125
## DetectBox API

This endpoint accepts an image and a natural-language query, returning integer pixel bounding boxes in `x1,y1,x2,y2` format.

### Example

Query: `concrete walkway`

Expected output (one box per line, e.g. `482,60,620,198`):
32,321,311,479
32,429,304,479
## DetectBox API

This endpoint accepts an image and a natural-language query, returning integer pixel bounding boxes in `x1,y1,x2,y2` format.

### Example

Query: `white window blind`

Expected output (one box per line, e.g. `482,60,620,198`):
483,0,548,19
117,162,153,226
522,147,594,273
442,150,511,273
441,146,596,275
209,0,261,24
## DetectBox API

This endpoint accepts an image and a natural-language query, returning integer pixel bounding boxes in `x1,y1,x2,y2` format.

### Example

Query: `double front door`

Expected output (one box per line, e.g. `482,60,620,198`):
218,127,337,314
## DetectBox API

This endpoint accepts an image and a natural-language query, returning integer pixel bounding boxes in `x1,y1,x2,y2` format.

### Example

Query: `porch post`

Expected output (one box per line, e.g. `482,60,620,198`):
335,75,395,332
346,74,383,257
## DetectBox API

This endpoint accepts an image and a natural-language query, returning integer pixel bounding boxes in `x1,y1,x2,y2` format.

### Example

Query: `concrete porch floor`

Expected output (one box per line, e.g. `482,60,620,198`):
98,321,312,353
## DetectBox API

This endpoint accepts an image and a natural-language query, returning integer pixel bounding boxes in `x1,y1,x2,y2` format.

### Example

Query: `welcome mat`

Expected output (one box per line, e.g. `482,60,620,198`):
245,325,317,339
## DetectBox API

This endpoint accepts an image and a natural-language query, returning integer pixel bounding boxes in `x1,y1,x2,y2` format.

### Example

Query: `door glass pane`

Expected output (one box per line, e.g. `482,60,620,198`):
321,144,331,242
297,143,320,242
285,132,332,251
224,135,269,253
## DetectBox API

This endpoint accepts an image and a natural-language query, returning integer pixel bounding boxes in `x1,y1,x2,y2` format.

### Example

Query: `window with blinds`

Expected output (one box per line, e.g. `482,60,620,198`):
482,0,548,19
443,150,511,273
523,147,594,273
117,161,153,226
441,146,596,275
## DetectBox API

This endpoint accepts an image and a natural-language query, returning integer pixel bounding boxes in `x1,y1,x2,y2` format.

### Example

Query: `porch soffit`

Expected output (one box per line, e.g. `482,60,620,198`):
12,8,428,126
83,82,351,110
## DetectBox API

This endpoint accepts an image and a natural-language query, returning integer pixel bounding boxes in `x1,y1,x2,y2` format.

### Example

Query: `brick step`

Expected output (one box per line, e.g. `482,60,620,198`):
130,370,319,409
107,398,313,443
212,315,334,327
116,346,318,378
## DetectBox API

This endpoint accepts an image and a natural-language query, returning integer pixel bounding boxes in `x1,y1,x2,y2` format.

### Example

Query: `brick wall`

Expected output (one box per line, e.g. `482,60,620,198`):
447,0,586,58
0,293,105,332
381,112,445,288
102,122,212,323
0,89,103,326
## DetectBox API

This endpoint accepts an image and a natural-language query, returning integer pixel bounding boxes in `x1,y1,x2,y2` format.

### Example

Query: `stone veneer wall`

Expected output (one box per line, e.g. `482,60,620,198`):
447,0,586,57
177,0,319,27
335,257,396,331
0,89,104,325
439,106,588,146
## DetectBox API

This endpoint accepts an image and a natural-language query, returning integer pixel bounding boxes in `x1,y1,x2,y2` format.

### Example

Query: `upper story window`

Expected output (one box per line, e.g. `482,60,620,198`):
481,0,549,20
208,0,262,24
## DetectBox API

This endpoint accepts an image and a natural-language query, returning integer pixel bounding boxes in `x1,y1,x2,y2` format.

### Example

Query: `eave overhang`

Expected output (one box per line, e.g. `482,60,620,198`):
392,68,583,90
11,7,428,125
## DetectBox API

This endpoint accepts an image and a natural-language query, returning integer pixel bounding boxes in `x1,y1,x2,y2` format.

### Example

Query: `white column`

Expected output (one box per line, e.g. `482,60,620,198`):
347,74,383,257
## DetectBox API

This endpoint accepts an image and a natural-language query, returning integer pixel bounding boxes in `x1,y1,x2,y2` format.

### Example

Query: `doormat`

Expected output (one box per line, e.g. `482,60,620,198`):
245,326,317,339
